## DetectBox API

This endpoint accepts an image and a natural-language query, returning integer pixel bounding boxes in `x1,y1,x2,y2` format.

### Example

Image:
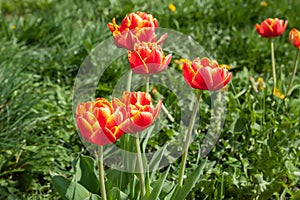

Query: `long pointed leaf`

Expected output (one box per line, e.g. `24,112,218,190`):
52,175,90,200
147,166,170,200
149,145,167,179
75,155,100,194
171,160,207,200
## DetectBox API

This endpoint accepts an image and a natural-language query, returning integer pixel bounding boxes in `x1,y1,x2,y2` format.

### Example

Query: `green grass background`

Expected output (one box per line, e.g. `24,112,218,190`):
1,0,300,199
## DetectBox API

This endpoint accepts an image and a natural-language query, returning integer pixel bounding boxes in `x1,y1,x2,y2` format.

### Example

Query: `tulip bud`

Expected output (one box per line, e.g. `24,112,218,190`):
289,28,300,50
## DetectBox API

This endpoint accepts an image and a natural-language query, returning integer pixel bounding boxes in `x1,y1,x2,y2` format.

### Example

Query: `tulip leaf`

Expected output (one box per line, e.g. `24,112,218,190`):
107,187,128,200
106,168,131,191
51,175,90,200
288,84,300,96
164,183,178,200
142,125,155,153
84,194,102,200
145,171,151,197
171,160,206,200
146,166,170,200
149,145,167,179
74,155,100,194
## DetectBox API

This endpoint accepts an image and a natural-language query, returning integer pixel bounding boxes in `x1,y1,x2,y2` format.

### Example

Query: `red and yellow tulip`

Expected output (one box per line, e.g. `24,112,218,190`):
128,42,172,74
289,28,300,50
107,11,159,50
255,18,288,38
182,57,232,91
113,91,162,133
76,98,127,146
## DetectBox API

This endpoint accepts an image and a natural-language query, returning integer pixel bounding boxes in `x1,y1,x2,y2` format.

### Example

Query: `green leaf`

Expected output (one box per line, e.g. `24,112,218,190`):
164,183,178,200
75,155,100,194
84,194,102,200
216,173,224,200
171,160,206,200
129,174,138,200
142,125,155,153
147,166,170,200
291,189,300,200
107,187,128,200
149,145,167,180
285,160,300,183
145,171,151,197
51,175,90,200
106,169,131,191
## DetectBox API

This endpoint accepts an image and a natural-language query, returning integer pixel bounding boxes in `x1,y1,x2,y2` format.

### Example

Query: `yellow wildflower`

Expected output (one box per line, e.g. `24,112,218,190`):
168,3,176,12
260,1,268,7
174,58,189,70
273,87,285,99
257,77,265,90
10,25,16,30
220,64,231,70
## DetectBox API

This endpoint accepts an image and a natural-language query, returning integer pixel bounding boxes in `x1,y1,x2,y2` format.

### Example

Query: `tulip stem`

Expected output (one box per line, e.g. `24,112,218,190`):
178,90,202,187
145,75,150,93
135,134,146,199
98,146,107,200
126,70,132,91
270,38,277,94
285,50,300,98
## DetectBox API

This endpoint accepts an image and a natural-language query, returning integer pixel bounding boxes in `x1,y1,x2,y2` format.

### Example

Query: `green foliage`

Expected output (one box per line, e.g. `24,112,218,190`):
1,0,300,199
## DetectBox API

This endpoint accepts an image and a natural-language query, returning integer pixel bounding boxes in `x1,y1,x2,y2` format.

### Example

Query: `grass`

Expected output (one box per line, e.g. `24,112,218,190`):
0,0,300,199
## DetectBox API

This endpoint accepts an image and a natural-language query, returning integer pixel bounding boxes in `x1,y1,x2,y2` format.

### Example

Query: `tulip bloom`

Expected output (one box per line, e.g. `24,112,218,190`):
255,18,288,38
289,28,300,50
128,42,172,74
113,91,162,133
76,98,127,146
182,57,232,91
107,11,159,50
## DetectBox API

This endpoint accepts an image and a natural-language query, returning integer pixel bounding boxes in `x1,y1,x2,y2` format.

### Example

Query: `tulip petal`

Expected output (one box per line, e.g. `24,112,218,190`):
94,107,112,127
157,54,172,73
182,62,196,87
76,116,95,140
214,72,232,90
157,33,168,45
130,111,153,130
195,67,213,90
89,128,116,146
200,57,211,67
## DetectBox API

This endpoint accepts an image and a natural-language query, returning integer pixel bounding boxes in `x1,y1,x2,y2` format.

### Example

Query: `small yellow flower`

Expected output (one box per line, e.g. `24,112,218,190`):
273,87,285,99
260,1,268,7
257,77,265,90
220,64,231,70
10,25,16,30
168,3,176,12
174,58,189,70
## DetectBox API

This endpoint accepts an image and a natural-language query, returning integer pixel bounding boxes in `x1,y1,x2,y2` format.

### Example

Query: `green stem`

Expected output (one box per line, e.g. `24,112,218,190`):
161,103,175,122
126,70,132,92
178,90,202,187
145,75,150,93
98,146,107,200
285,50,300,97
270,38,277,93
135,134,146,199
